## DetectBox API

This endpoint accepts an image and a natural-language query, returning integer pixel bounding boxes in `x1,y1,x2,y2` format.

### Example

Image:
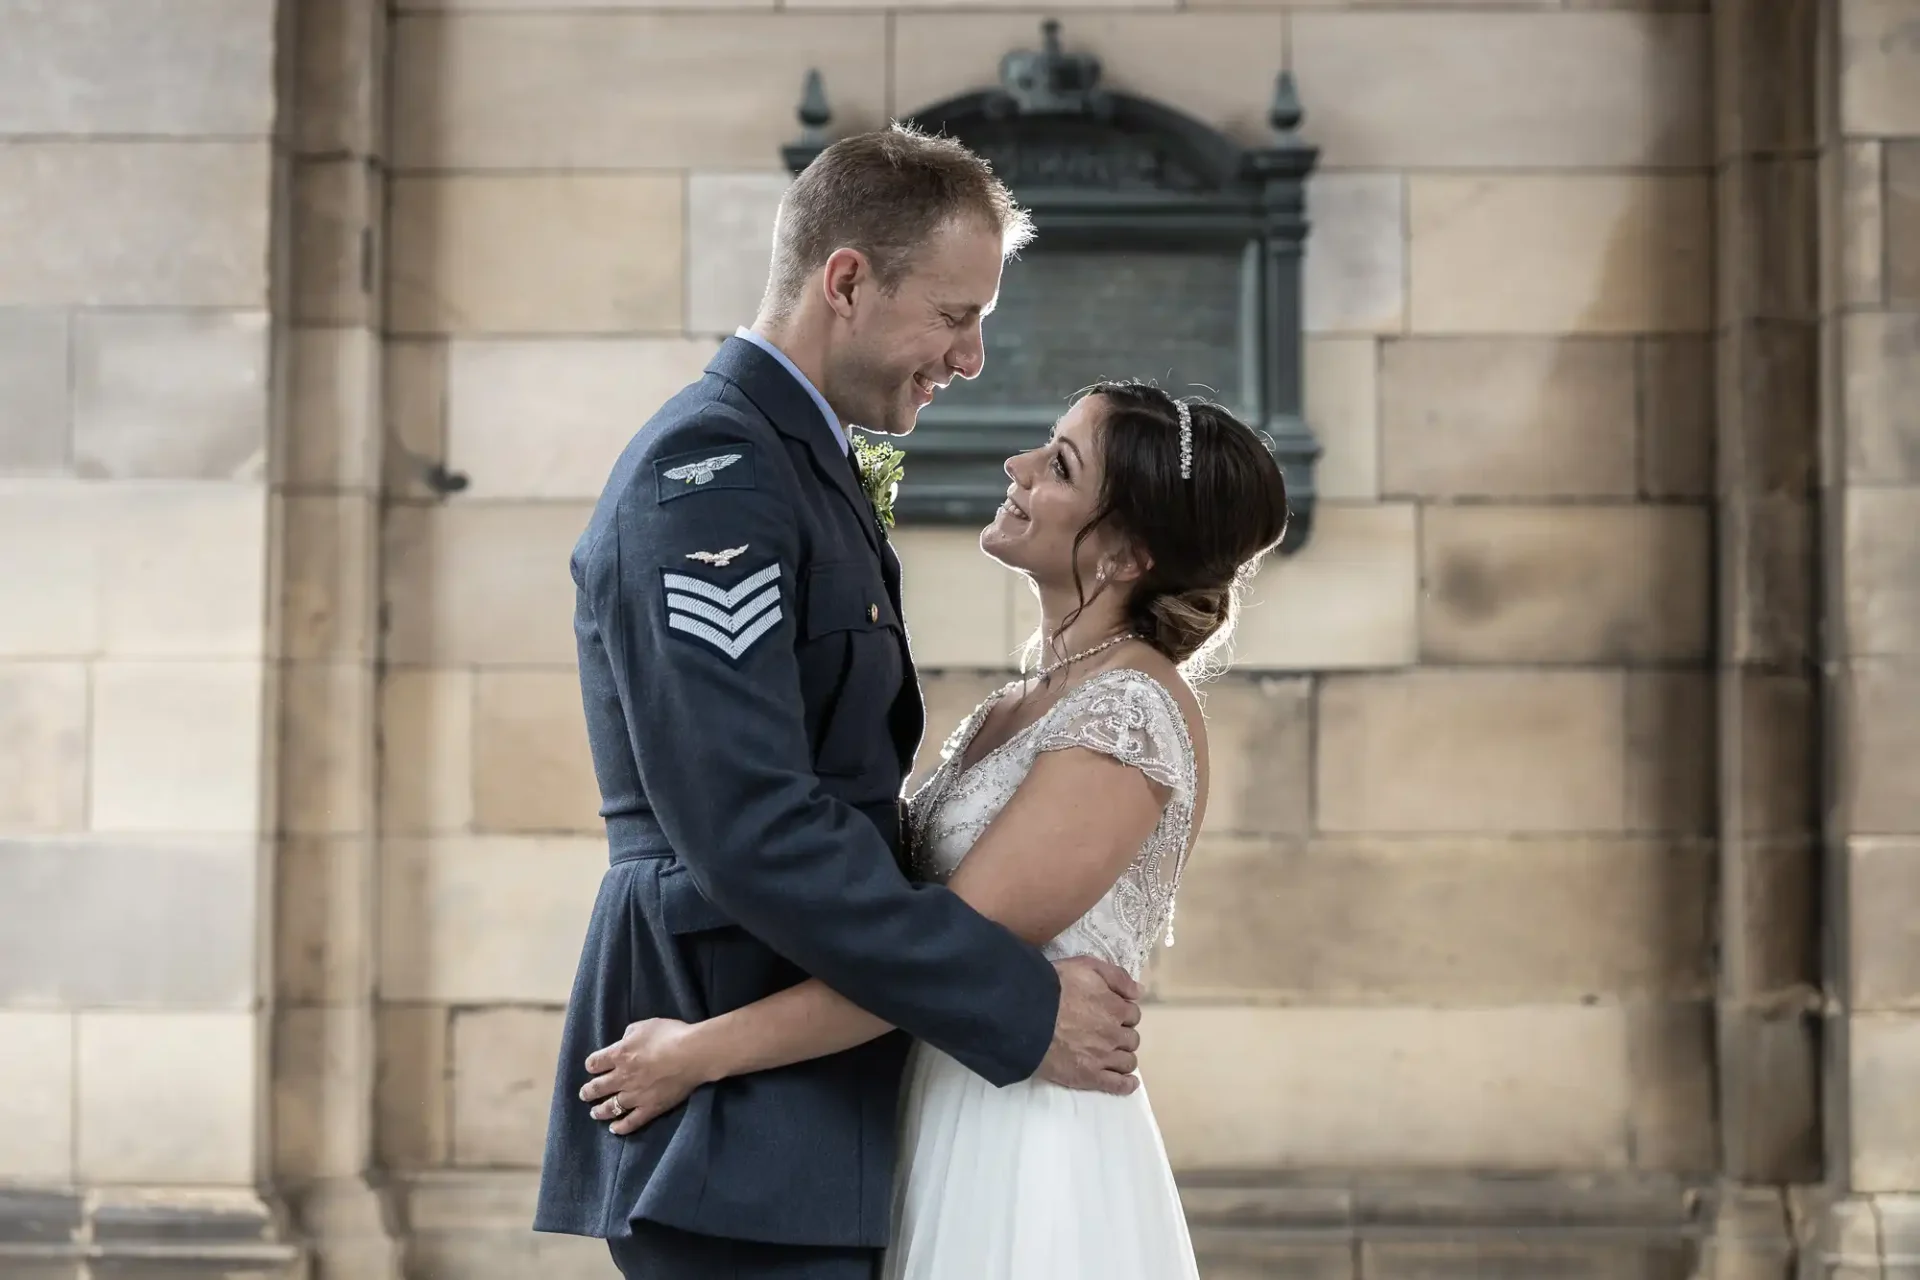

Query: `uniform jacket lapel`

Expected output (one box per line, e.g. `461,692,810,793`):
705,337,883,563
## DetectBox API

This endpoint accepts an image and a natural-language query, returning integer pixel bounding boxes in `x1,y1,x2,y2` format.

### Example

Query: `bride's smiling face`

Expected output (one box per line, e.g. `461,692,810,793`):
981,394,1124,585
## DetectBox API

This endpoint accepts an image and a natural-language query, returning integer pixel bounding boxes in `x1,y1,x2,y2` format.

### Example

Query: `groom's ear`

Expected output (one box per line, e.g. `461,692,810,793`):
819,248,867,319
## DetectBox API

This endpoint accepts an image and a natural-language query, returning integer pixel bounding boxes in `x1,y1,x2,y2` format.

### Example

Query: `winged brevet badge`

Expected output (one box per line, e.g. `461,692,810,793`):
661,453,742,486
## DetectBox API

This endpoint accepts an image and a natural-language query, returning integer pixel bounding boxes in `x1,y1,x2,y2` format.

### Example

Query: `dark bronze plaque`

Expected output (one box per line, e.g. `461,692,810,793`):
935,249,1249,414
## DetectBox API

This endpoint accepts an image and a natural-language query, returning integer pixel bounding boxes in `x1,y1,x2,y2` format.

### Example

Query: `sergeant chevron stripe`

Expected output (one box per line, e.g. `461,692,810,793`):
662,563,783,661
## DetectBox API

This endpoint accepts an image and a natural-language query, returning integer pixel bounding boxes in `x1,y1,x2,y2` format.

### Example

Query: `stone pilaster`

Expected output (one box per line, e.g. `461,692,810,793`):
272,0,403,1277
1709,0,1825,1224
1806,1,1920,1276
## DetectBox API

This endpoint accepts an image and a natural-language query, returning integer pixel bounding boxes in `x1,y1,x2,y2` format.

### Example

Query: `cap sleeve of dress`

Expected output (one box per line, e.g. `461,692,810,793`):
1032,669,1193,802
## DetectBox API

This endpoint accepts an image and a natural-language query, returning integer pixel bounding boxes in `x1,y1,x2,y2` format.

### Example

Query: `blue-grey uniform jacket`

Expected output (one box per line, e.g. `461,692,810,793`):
533,336,1062,1249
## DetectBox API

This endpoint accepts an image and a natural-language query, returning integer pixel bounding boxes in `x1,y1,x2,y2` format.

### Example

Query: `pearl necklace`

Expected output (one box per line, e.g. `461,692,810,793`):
1031,632,1139,682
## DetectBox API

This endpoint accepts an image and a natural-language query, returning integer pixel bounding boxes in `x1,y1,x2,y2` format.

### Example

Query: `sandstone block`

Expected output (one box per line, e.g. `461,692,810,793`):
1420,504,1710,664
392,12,886,170
895,14,1285,146
1851,839,1920,1011
282,494,379,663
279,663,375,837
446,338,714,499
1362,1239,1694,1280
1231,503,1419,671
276,837,372,1006
1409,174,1710,334
1840,142,1886,309
71,310,267,480
1305,174,1406,336
1845,487,1920,657
1844,312,1920,485
0,309,69,474
284,327,380,493
1846,660,1920,837
389,174,682,335
1136,1004,1631,1170
1727,491,1814,668
293,0,385,157
1291,10,1706,169
401,0,774,7
472,669,601,834
1316,669,1626,833
894,528,1021,669
77,1011,258,1183
1304,338,1379,501
90,661,265,834
0,143,271,307
1638,335,1713,499
379,836,603,1002
1150,836,1710,1003
1848,1013,1920,1192
382,502,588,666
0,836,256,1008
382,339,449,500
1713,0,1816,157
1719,159,1818,327
1888,141,1920,307
102,485,270,658
293,159,378,328
1625,671,1713,836
1194,678,1311,837
451,1007,563,1167
273,1006,372,1180
0,1011,73,1182
1721,321,1816,496
1729,674,1815,839
375,1004,450,1169
0,0,275,137
1840,0,1920,136
380,668,475,835
0,661,87,832
687,174,789,337
0,480,266,659
1625,1000,1716,1172
1380,338,1637,500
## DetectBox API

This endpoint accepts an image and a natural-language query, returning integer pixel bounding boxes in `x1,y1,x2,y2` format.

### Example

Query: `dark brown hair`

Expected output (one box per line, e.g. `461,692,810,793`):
1055,382,1291,673
765,124,1035,319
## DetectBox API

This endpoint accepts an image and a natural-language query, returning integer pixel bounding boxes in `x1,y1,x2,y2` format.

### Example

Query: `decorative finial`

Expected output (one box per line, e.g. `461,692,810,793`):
1268,70,1304,138
796,69,832,142
997,18,1106,116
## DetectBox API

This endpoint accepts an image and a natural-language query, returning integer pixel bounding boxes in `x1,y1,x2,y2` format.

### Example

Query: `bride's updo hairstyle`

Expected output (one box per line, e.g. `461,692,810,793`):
1062,380,1291,675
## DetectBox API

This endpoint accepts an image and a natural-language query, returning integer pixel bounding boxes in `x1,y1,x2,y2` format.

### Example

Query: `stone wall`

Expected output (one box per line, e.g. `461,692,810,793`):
8,1,1920,1278
367,2,1722,1275
0,0,300,1270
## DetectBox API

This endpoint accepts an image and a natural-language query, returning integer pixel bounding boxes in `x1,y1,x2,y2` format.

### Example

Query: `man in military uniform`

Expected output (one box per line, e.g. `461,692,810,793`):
534,126,1145,1278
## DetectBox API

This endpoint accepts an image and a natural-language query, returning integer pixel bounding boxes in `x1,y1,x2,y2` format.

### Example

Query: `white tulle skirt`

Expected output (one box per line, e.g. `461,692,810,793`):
880,1042,1201,1279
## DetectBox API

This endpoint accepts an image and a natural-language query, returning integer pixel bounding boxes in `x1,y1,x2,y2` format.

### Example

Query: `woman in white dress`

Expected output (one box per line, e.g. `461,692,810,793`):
580,379,1291,1277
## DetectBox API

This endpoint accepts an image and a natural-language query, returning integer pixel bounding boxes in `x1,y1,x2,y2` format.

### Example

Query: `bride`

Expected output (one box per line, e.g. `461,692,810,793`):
578,378,1290,1276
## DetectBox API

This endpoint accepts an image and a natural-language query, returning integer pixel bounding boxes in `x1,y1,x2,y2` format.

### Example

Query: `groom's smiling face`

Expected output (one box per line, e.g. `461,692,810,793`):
822,218,1004,437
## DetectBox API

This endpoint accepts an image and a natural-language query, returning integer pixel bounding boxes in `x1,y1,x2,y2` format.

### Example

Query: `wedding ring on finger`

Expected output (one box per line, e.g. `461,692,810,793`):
607,1098,625,1119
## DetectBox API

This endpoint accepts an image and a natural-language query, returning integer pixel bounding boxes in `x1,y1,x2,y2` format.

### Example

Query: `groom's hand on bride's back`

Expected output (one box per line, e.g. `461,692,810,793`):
1036,956,1144,1095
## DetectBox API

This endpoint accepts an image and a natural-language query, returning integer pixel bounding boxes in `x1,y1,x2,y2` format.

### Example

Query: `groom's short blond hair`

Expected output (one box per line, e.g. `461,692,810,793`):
763,124,1034,320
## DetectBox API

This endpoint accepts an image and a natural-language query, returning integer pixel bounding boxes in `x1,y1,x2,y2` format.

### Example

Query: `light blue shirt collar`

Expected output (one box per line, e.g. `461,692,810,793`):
734,327,849,456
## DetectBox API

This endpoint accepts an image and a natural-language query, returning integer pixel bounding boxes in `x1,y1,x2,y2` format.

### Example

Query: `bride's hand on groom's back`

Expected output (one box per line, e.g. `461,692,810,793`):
1036,956,1143,1096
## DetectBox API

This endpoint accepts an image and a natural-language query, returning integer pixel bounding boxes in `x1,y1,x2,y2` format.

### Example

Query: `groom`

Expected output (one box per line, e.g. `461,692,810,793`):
534,126,1146,1279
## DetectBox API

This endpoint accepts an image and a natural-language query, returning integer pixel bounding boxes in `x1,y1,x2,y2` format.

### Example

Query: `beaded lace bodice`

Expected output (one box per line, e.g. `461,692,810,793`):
905,668,1199,979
